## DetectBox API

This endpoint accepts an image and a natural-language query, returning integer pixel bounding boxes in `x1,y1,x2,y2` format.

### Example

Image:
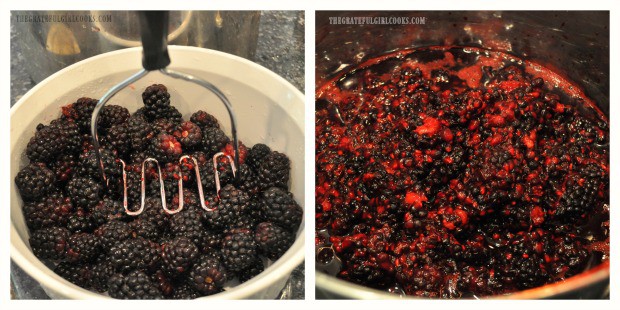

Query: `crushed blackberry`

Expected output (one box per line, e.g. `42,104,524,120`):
162,236,200,276
109,237,161,273
108,270,164,299
315,46,609,297
202,127,230,156
29,226,70,260
150,133,183,163
190,110,220,129
255,222,295,260
260,187,303,231
256,151,290,189
65,232,101,263
221,228,258,272
189,255,228,295
174,121,203,149
15,162,56,201
66,177,102,209
18,82,300,298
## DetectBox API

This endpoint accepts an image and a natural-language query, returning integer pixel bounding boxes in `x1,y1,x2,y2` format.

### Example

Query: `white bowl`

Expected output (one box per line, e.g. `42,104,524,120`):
10,46,305,299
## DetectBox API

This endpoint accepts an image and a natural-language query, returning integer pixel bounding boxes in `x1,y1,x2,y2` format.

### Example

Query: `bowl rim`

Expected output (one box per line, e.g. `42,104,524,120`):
10,45,305,299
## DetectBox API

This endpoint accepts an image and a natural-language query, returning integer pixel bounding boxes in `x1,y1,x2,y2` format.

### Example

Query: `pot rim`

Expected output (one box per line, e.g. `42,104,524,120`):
316,257,609,299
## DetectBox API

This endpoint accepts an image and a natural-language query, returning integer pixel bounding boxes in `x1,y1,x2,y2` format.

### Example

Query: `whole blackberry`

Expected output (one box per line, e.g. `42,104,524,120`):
104,123,132,156
246,143,271,171
50,153,77,184
129,219,161,240
174,121,203,149
61,97,97,133
171,283,201,299
220,228,258,271
202,127,230,156
109,237,162,273
26,120,81,163
54,262,91,289
147,269,174,297
22,194,73,230
91,197,128,226
65,232,101,263
127,114,155,151
142,84,171,120
94,220,131,251
260,187,303,231
153,118,179,134
66,177,102,209
203,185,249,230
108,270,164,299
256,151,291,189
235,164,260,195
66,210,97,233
15,162,56,201
90,257,116,292
254,222,295,260
29,226,70,260
190,110,220,129
150,133,183,163
98,105,130,129
25,124,63,163
189,255,228,295
155,106,184,124
162,236,200,276
169,209,210,250
77,148,123,181
137,197,171,233
236,258,265,283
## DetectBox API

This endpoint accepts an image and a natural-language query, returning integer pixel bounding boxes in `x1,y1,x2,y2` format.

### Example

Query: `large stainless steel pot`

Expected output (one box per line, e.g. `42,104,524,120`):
13,11,260,83
315,10,609,299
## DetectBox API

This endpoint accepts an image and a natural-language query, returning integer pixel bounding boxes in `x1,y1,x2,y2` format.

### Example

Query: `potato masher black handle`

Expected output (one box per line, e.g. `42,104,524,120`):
138,11,171,71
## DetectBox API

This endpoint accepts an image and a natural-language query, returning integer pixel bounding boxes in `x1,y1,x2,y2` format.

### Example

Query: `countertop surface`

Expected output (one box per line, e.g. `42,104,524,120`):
10,10,305,300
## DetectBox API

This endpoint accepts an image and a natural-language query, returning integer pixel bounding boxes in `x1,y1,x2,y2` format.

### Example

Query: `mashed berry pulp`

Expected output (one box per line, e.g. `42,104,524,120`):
315,47,609,297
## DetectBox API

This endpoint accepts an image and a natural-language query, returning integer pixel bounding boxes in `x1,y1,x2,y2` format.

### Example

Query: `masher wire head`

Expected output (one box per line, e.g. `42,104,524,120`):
91,69,241,216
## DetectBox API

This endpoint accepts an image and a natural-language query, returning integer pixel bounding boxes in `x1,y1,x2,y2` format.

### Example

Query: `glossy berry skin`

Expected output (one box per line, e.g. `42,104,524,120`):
189,255,227,295
108,270,164,299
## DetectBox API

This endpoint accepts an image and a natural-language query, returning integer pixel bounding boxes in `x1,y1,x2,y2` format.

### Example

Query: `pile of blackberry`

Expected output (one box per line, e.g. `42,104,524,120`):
15,84,303,299
315,47,609,298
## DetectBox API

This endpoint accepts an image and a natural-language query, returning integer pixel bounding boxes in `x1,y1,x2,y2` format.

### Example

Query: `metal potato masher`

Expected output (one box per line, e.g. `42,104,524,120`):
89,11,240,216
